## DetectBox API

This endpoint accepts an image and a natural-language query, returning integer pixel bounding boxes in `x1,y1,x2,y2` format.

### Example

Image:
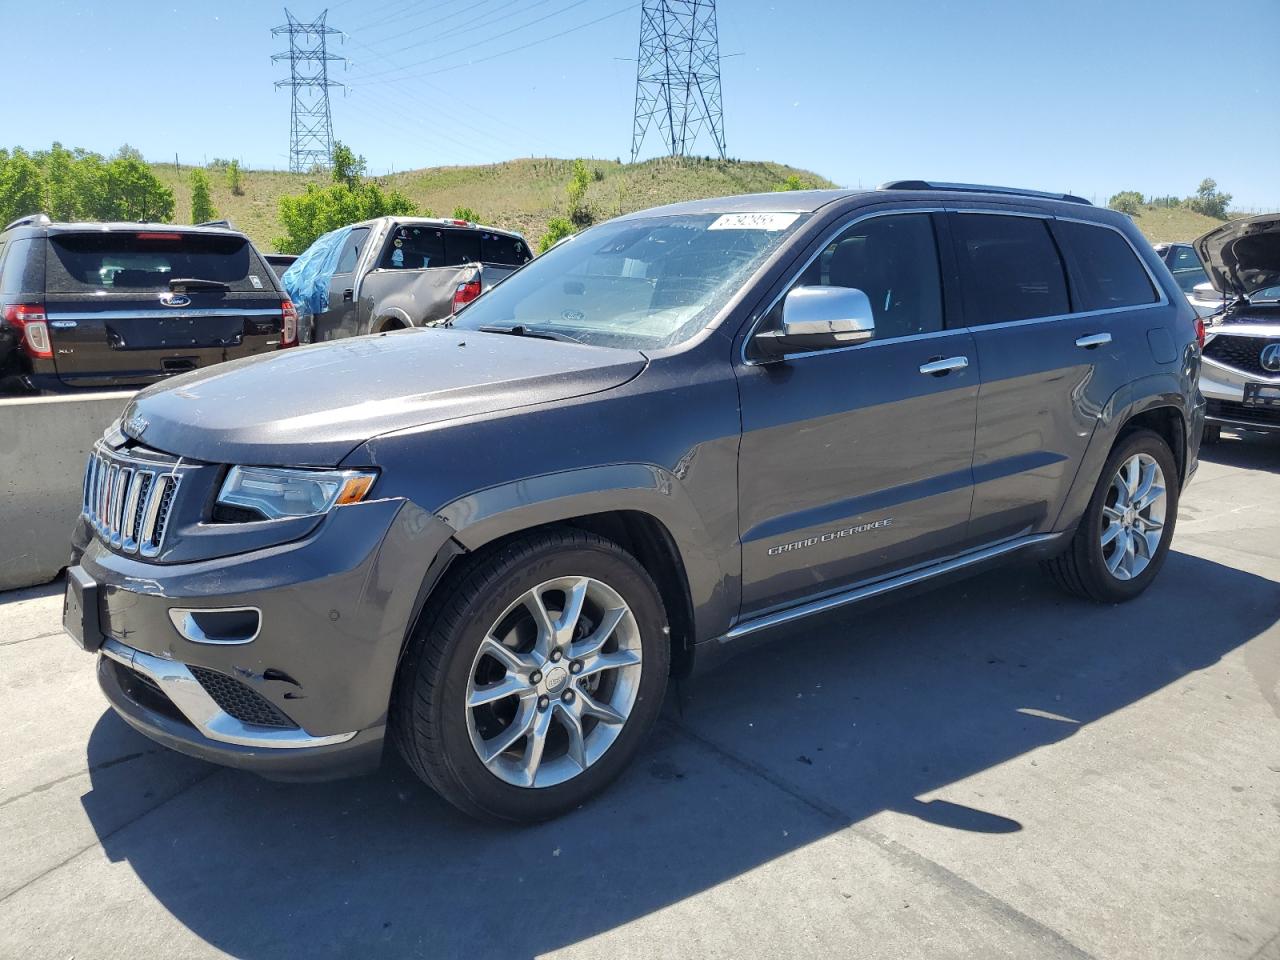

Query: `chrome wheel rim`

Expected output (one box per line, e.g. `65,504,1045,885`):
464,576,643,788
1101,453,1167,582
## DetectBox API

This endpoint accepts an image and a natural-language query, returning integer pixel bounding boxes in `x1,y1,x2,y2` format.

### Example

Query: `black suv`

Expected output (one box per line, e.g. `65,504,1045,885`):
64,182,1205,822
0,215,296,393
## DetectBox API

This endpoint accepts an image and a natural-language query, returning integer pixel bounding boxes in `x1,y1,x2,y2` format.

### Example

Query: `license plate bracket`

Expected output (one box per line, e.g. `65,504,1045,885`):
63,566,105,652
1243,383,1280,407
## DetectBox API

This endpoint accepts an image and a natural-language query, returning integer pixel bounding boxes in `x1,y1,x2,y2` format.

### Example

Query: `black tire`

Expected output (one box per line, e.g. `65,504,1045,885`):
1043,428,1180,603
392,528,670,822
1202,423,1222,444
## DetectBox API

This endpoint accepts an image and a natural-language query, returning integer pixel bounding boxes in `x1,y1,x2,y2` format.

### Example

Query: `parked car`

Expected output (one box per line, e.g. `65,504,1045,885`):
1192,213,1280,441
281,216,532,342
1153,241,1224,318
264,253,297,278
0,214,296,393
65,182,1204,822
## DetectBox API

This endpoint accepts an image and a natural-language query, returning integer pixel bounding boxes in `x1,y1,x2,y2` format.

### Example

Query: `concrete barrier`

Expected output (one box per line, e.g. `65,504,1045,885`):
0,391,135,592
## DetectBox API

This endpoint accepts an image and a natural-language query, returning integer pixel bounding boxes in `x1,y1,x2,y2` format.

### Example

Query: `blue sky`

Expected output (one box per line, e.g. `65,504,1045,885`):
5,0,1278,208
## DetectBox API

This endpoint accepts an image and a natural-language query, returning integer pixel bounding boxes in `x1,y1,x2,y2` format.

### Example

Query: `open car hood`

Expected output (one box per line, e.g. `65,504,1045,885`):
119,327,646,467
1194,214,1280,299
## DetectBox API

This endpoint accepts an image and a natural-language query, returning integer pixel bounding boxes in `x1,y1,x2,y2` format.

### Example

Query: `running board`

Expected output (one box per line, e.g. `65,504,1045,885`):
719,532,1065,644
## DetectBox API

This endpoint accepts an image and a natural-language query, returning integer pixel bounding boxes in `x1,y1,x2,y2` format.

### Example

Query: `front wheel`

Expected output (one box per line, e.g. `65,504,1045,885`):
1043,429,1179,603
393,529,670,822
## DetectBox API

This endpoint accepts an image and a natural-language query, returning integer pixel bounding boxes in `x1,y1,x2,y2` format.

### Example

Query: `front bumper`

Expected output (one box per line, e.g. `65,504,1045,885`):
1200,357,1280,433
71,496,457,780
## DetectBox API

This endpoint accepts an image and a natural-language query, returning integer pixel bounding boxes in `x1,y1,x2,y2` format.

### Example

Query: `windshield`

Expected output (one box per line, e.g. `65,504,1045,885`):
451,212,806,349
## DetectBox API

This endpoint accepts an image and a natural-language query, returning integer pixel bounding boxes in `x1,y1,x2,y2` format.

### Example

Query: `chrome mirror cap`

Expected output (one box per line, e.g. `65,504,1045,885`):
781,285,876,343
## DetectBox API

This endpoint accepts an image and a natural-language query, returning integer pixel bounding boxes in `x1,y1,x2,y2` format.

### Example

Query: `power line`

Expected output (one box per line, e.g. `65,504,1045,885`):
272,8,346,173
353,0,596,83
350,3,637,87
630,0,726,161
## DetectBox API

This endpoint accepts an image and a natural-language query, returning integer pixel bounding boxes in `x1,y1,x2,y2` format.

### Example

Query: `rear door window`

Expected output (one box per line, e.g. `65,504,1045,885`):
0,239,39,297
46,232,269,293
951,214,1070,324
480,232,532,266
334,227,370,275
380,226,526,269
1052,220,1158,310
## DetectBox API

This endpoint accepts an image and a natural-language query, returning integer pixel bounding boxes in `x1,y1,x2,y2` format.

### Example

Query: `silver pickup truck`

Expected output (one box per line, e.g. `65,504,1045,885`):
283,216,533,341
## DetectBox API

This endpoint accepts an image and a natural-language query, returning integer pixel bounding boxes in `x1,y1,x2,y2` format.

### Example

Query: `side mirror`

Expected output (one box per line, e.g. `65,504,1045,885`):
753,286,876,361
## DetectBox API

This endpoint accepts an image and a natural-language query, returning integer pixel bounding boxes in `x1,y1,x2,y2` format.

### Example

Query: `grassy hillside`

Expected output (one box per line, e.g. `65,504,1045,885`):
152,157,834,253
151,156,1248,251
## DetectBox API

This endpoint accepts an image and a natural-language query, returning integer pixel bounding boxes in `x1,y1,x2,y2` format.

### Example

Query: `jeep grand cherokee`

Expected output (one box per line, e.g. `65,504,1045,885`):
64,182,1205,822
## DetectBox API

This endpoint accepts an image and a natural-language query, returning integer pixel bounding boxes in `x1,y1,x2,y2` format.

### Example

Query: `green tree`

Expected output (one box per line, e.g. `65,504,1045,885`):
0,148,45,226
452,205,481,223
1107,190,1145,215
1185,178,1232,220
331,141,366,188
775,174,806,192
275,181,418,254
225,159,244,196
99,150,174,222
189,168,216,223
566,159,593,227
537,216,575,254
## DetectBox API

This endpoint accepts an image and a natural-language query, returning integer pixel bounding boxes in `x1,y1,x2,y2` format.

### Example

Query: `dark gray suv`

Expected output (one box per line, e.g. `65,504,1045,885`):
64,182,1206,821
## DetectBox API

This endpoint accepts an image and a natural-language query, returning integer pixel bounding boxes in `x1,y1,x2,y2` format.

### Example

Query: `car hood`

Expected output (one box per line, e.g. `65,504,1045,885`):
1194,214,1280,299
119,328,647,466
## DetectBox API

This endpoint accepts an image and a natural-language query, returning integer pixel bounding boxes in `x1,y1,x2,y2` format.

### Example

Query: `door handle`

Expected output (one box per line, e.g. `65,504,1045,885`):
1075,332,1111,349
342,288,354,302
918,356,969,376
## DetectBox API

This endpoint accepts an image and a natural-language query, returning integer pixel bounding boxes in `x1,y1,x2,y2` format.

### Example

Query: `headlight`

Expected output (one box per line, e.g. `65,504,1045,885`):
216,466,377,521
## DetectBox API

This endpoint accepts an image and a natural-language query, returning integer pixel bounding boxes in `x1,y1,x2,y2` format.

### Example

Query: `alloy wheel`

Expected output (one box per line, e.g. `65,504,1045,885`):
1100,453,1167,581
464,576,643,788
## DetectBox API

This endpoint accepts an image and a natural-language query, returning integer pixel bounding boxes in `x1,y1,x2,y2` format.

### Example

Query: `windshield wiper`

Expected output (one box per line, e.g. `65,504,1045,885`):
168,277,230,292
478,324,582,344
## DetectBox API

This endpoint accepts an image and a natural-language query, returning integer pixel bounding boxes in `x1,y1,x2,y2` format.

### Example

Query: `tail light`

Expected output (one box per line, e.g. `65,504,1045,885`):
280,300,299,348
3,303,52,359
1194,316,1206,350
452,278,481,314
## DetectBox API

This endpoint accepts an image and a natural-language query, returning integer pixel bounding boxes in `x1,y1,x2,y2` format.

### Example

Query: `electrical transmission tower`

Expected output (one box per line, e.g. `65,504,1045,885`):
271,9,345,173
630,0,727,162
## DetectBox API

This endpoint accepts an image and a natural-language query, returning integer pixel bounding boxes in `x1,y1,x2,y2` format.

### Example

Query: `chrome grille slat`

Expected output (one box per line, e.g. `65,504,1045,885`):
81,447,182,558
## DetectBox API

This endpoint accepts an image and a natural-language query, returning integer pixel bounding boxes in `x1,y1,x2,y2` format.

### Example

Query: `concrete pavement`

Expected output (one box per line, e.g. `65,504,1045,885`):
1,433,1278,959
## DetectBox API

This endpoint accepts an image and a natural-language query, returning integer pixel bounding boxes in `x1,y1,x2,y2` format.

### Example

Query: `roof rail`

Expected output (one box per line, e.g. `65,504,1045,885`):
3,212,52,232
878,180,1092,205
195,219,233,228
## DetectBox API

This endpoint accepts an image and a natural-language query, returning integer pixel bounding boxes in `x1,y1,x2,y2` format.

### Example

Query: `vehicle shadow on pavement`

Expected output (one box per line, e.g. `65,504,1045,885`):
1200,431,1280,471
80,549,1277,959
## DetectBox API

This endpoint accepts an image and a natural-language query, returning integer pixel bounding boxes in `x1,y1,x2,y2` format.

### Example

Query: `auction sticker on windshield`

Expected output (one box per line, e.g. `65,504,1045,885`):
708,212,800,231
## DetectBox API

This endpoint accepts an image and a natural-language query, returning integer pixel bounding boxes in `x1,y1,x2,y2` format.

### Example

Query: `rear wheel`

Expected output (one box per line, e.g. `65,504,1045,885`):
1044,429,1179,603
376,317,407,332
393,529,670,822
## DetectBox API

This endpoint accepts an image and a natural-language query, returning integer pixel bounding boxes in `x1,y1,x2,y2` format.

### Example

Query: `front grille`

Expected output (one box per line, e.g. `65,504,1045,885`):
1206,399,1280,427
188,666,298,729
1203,334,1280,379
82,447,180,557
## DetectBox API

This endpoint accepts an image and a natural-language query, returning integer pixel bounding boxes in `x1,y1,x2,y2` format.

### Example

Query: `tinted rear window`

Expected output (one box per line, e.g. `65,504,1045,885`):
952,214,1070,324
46,233,271,293
379,225,530,269
1054,220,1158,310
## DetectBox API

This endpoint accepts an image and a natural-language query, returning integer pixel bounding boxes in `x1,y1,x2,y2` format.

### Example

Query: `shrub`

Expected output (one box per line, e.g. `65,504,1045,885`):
189,168,216,223
1184,178,1232,220
538,217,575,253
225,159,244,196
775,174,806,192
331,141,365,188
452,205,481,223
1107,190,1145,215
275,180,417,254
566,159,593,227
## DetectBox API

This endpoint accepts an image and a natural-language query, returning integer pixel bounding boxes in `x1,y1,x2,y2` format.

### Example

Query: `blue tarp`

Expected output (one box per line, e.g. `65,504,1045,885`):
280,225,353,319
